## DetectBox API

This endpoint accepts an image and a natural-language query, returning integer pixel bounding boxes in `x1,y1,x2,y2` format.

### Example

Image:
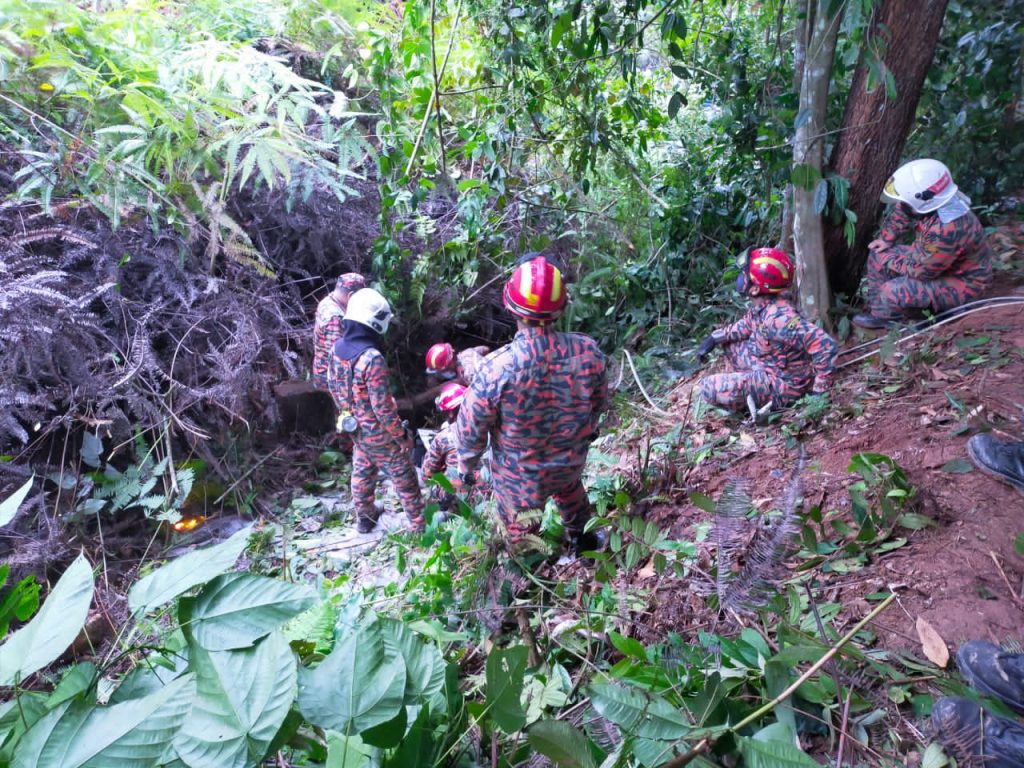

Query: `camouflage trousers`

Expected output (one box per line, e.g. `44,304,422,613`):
351,439,424,527
491,463,592,540
697,341,803,411
866,247,985,320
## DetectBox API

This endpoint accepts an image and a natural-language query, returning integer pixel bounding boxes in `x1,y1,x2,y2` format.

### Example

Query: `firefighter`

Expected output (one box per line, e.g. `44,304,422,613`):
425,342,491,387
455,255,608,554
420,381,477,511
329,288,424,533
312,272,366,391
696,247,838,414
854,159,993,329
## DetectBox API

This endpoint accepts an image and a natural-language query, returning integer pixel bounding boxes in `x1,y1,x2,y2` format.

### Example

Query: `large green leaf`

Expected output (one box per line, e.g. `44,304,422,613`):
0,552,94,686
737,734,819,768
12,673,194,768
485,646,528,733
0,692,48,763
297,621,406,734
325,732,371,768
380,619,445,704
383,704,436,768
588,683,691,740
527,720,596,768
172,631,296,768
127,525,252,614
0,477,33,528
180,573,316,650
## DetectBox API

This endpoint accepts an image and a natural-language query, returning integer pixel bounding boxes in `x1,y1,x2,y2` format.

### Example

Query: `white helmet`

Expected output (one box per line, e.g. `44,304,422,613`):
345,288,393,334
880,159,958,214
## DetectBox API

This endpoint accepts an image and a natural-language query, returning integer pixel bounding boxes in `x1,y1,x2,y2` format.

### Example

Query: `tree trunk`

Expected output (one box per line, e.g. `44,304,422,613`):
780,0,809,256
823,0,950,298
792,0,842,326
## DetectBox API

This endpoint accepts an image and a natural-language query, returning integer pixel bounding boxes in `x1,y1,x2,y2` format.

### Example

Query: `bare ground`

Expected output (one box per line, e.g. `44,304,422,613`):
632,298,1024,657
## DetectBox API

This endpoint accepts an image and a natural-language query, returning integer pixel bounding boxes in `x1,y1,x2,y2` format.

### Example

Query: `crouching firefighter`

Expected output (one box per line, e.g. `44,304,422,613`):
696,247,838,416
854,159,993,329
329,288,425,533
455,254,608,555
421,382,485,511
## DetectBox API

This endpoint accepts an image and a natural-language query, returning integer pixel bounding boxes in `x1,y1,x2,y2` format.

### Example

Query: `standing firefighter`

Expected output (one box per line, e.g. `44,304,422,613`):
696,248,838,414
313,272,366,390
854,159,992,329
456,255,608,554
329,288,425,533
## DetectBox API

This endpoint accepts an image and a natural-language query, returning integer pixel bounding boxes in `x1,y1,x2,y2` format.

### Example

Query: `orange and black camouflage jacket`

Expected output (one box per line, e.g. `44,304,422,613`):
422,422,458,479
328,348,407,448
312,295,345,390
713,298,838,395
456,325,608,478
878,204,992,286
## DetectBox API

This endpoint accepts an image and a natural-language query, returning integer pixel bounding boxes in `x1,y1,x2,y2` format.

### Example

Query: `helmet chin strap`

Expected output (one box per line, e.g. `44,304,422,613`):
735,271,751,296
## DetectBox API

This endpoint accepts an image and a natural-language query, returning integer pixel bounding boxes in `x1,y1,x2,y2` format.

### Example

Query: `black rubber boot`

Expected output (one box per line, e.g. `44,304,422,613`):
852,312,898,330
932,697,1024,768
567,528,607,558
356,500,385,533
967,435,1024,494
957,641,1024,714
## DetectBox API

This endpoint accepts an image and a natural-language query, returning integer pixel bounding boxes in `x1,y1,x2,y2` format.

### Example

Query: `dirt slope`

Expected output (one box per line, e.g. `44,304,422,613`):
645,299,1024,655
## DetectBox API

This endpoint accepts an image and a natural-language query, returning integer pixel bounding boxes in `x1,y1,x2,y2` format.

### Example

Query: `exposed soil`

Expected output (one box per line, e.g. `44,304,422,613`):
634,298,1024,658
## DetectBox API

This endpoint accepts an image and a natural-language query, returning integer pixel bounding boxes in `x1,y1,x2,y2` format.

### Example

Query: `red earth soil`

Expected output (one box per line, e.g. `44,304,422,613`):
623,298,1024,659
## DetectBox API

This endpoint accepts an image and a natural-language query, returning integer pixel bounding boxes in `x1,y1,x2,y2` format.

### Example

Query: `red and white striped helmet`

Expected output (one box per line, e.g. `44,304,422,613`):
435,382,466,412
503,255,567,322
425,342,455,374
747,247,794,294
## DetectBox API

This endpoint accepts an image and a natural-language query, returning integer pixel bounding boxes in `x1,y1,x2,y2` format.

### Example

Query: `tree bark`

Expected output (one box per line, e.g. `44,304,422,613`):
823,0,950,298
780,0,809,256
792,0,842,326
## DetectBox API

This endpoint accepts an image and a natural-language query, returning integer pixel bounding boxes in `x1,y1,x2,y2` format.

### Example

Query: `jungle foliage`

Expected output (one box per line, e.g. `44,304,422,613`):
0,455,964,767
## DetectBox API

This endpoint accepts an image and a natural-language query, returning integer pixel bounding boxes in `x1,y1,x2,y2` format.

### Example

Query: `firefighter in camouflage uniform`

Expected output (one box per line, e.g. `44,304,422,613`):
421,382,484,511
329,288,425,533
696,248,838,413
456,255,608,554
854,159,993,329
313,273,366,391
425,342,491,386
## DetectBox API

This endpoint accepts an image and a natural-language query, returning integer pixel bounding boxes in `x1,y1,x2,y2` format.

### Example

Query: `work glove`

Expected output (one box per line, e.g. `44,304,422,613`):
696,335,717,362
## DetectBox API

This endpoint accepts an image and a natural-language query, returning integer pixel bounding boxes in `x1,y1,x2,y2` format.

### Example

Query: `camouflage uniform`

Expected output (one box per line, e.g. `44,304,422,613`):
698,297,838,411
421,422,475,509
867,204,993,319
312,296,345,392
456,346,489,385
456,326,608,539
329,348,424,528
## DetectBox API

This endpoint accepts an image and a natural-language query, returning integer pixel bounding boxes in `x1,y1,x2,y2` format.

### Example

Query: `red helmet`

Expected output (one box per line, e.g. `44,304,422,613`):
503,256,567,322
435,382,466,411
425,342,455,373
747,247,794,293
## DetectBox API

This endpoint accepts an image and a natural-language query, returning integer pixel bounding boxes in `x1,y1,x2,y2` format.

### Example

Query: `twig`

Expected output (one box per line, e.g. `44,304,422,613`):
428,0,447,177
990,550,1024,608
212,448,281,505
661,593,897,768
404,0,463,177
623,349,671,417
804,580,845,715
835,682,853,767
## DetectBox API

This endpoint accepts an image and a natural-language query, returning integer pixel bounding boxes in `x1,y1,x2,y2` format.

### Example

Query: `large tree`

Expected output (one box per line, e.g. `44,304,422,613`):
822,0,951,298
